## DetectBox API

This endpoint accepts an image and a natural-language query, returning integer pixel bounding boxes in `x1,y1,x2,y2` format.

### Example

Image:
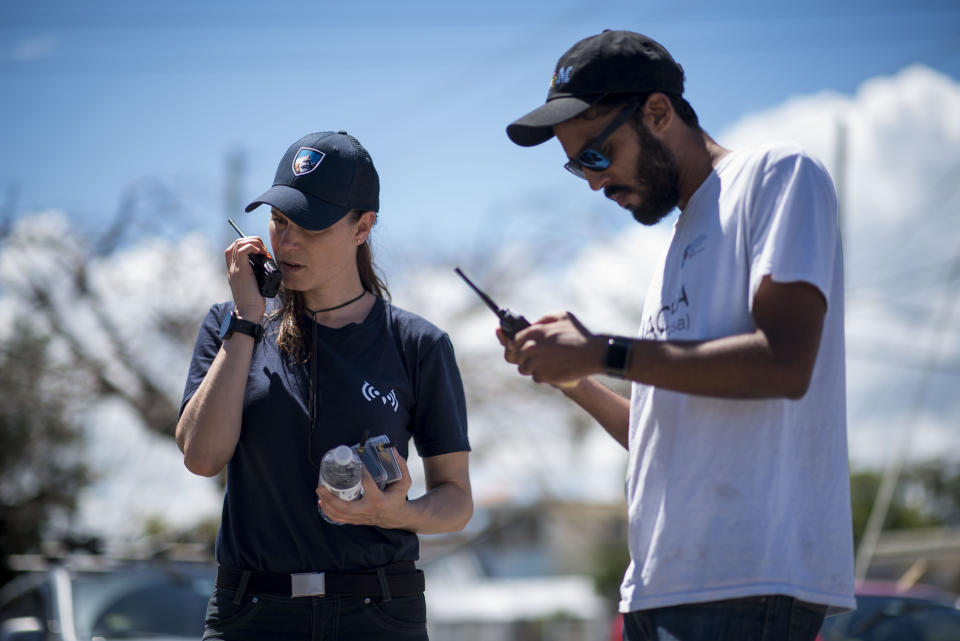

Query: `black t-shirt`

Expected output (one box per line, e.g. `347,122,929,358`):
179,297,470,573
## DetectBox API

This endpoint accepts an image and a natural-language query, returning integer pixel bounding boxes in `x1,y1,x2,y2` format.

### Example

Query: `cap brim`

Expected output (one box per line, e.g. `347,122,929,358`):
244,185,350,231
506,96,596,147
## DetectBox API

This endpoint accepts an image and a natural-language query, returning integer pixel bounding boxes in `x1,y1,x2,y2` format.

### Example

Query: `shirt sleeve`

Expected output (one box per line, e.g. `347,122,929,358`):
179,302,230,417
746,148,841,310
409,333,470,458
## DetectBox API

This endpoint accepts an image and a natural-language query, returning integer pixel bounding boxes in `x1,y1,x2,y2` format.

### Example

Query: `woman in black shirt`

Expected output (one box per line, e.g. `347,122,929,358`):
177,131,472,641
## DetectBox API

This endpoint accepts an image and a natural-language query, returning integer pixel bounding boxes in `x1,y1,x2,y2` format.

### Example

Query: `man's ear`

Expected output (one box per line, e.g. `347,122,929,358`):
643,92,674,133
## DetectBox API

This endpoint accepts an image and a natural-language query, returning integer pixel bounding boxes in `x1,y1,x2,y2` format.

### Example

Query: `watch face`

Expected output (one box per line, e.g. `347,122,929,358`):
607,345,628,370
605,338,631,375
219,312,234,340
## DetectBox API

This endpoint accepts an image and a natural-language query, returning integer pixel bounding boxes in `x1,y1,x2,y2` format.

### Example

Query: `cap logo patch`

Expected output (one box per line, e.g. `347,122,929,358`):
551,65,573,88
292,147,325,176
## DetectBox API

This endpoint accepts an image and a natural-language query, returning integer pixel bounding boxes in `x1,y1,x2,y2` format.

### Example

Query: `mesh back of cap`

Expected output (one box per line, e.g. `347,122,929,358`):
345,134,379,212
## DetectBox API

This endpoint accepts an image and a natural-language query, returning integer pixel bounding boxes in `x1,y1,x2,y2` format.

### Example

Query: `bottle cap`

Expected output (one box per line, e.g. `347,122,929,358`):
331,445,353,465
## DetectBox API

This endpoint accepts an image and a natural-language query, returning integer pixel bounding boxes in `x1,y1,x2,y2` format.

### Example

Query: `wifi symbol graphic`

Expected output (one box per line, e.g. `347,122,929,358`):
361,382,381,402
362,382,399,412
384,390,399,413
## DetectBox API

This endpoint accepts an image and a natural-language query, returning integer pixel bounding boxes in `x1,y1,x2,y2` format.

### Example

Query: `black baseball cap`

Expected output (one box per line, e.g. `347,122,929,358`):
506,30,685,147
245,130,379,231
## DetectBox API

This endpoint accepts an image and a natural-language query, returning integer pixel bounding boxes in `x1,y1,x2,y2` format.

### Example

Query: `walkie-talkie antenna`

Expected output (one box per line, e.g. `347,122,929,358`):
454,267,502,316
454,267,531,339
227,218,246,238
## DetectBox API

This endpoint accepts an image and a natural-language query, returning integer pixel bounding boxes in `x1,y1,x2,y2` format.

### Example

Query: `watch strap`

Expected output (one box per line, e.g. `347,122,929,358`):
232,316,264,343
222,310,264,343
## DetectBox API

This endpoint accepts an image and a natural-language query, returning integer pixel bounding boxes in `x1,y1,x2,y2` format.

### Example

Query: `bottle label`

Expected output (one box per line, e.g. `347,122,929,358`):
322,480,362,502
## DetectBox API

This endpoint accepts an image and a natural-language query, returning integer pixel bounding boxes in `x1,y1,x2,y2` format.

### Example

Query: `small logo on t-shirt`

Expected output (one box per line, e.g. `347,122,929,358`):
681,234,707,268
361,381,399,412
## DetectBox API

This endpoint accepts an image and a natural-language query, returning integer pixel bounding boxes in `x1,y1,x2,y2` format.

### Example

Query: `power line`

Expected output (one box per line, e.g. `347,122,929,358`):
855,244,960,580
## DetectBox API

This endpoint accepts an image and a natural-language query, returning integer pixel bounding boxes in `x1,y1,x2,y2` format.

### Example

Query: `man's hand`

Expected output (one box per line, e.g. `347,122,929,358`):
316,450,414,529
497,311,603,386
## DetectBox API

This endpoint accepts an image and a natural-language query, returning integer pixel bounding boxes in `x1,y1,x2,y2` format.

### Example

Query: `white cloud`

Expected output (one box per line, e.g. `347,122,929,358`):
688,65,960,469
425,63,960,494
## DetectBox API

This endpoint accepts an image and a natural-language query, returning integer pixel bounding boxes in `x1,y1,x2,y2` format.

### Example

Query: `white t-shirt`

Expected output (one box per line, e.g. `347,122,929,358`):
620,142,856,614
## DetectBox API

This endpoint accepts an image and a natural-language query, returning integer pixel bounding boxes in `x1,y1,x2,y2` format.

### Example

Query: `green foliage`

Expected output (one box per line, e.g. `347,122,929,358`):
590,537,631,612
906,460,960,526
142,513,219,551
0,322,90,583
850,468,947,549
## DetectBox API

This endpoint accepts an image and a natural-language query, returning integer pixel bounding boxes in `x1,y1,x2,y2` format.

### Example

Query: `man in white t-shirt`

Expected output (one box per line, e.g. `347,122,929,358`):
499,30,855,641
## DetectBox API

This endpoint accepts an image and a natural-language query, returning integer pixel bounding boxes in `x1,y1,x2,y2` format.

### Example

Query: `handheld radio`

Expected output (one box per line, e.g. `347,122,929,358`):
454,267,530,339
228,219,282,298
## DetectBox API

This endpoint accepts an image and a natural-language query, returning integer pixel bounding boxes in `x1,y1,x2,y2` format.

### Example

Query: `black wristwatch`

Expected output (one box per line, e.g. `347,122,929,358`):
603,336,633,378
219,310,264,343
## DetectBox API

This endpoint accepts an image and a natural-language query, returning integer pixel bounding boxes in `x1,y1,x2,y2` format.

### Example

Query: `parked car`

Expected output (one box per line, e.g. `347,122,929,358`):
0,558,214,641
818,581,960,641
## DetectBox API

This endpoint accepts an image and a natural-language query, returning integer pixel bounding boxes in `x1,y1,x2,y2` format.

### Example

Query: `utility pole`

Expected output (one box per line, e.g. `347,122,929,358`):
223,149,246,247
833,119,848,263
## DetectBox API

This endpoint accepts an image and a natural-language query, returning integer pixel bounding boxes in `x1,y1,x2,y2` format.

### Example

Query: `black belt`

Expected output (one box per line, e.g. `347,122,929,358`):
216,562,425,600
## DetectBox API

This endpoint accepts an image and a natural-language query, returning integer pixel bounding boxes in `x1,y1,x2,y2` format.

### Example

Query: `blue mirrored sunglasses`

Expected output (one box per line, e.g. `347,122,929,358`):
564,101,640,179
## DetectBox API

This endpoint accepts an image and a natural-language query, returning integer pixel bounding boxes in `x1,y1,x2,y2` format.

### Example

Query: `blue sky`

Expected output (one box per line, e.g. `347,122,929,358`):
2,1,959,274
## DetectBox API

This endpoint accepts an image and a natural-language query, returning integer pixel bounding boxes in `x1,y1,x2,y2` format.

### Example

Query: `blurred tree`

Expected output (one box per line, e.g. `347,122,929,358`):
590,538,630,612
142,513,219,553
0,192,225,560
906,459,960,526
0,322,91,584
0,189,203,440
850,468,944,549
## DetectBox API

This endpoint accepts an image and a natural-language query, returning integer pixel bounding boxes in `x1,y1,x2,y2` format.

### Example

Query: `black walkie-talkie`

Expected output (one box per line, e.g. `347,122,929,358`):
228,219,282,298
454,267,531,339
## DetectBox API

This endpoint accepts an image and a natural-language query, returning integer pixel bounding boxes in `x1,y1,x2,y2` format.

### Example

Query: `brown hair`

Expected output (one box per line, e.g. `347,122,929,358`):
271,210,390,361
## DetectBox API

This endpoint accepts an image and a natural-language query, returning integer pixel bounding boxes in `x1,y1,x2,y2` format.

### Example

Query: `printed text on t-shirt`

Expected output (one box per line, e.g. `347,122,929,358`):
643,285,691,339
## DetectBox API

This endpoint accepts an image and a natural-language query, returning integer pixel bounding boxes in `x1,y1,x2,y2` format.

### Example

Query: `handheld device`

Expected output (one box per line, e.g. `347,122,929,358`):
454,267,530,339
354,434,402,491
228,218,282,298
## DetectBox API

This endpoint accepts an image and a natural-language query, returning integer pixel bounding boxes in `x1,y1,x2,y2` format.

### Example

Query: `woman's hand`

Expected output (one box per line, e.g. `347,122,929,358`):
224,236,268,321
316,450,415,529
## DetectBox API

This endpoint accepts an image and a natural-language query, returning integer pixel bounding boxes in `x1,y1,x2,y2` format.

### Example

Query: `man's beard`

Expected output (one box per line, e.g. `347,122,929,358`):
603,122,680,226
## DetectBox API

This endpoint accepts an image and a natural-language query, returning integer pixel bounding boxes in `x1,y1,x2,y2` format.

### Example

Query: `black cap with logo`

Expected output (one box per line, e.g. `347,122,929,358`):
506,30,685,147
245,131,379,231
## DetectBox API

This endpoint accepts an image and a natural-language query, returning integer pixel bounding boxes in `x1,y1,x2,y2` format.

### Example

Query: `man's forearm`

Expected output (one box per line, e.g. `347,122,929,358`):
559,377,630,449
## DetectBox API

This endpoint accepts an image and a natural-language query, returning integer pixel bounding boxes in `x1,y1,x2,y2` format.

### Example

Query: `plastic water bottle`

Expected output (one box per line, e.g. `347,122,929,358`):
318,445,363,524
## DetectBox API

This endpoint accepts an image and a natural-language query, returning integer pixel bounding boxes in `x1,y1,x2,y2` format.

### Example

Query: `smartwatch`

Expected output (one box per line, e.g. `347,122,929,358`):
219,310,264,343
603,336,633,378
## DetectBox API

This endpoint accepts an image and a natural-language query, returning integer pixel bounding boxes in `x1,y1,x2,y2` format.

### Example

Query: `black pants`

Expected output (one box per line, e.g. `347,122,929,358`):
202,587,428,641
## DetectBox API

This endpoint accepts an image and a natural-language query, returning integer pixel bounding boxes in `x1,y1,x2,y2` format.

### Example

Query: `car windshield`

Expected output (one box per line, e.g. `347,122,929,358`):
71,567,213,640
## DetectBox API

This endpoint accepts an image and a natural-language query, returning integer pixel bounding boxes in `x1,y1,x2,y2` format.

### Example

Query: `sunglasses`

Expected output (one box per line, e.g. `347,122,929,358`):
564,101,640,179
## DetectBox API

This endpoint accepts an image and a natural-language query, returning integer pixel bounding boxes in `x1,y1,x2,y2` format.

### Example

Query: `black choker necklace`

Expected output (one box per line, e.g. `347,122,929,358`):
306,291,367,315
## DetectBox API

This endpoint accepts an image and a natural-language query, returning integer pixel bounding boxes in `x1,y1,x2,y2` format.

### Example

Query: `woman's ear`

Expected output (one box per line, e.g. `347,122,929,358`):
354,211,376,244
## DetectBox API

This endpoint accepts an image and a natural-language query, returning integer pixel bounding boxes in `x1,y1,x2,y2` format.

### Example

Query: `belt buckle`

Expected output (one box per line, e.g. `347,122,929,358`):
291,572,326,597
